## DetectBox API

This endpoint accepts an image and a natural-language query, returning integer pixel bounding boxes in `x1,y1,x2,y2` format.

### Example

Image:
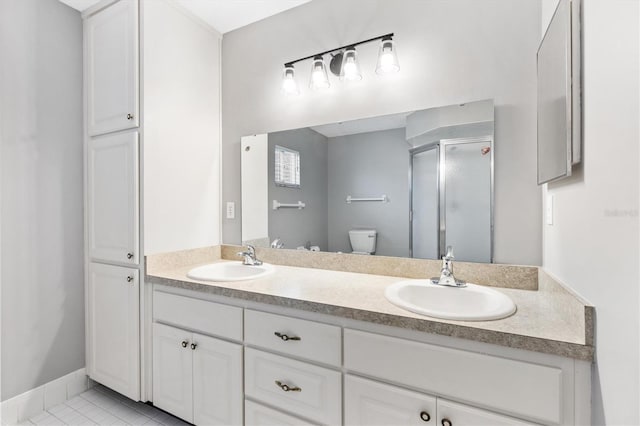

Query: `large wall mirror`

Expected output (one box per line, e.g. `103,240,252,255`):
241,99,495,263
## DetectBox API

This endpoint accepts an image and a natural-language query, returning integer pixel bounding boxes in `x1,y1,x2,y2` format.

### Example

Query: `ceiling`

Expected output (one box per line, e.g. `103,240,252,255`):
58,0,310,34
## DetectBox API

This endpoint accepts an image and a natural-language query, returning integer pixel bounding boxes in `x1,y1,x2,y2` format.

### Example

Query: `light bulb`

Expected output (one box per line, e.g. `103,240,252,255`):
309,56,330,90
376,37,400,75
281,65,299,95
340,47,362,81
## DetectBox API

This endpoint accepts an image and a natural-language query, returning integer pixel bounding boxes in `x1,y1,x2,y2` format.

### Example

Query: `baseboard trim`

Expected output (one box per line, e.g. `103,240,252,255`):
1,368,94,424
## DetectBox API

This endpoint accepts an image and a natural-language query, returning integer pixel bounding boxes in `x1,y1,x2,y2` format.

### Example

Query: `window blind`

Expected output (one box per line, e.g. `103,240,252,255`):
274,145,300,188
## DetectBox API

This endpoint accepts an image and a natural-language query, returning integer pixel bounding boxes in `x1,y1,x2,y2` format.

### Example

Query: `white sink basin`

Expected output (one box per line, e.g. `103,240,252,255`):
385,280,516,321
187,262,274,282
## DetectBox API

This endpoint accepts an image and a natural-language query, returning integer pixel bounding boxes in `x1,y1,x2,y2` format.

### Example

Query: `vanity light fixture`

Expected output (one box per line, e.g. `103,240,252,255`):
309,55,330,90
340,46,362,81
281,33,399,95
281,64,299,95
376,36,400,74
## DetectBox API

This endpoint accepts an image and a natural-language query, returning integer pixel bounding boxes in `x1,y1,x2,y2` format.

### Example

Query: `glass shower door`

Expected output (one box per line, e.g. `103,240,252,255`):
441,138,493,263
410,146,439,259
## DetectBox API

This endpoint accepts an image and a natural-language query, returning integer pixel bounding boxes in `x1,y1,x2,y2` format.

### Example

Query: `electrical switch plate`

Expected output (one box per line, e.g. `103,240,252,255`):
546,194,554,225
226,202,235,219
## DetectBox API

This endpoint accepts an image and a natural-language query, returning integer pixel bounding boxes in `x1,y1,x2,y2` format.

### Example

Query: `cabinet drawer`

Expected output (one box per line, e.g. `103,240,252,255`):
245,310,341,366
245,400,316,426
245,348,341,425
344,329,562,425
345,375,436,426
153,291,242,341
437,399,538,426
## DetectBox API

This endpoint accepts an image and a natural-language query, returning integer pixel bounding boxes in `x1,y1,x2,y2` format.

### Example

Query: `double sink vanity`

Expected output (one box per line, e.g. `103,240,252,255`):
145,245,593,426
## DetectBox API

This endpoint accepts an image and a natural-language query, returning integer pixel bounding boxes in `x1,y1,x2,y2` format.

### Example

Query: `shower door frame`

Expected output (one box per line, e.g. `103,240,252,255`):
409,136,495,262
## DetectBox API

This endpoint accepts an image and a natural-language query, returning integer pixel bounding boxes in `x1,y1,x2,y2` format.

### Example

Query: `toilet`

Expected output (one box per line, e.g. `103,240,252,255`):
348,229,377,255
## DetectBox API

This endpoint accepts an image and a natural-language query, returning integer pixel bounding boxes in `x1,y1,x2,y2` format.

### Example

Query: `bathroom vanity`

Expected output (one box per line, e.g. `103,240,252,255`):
144,246,593,426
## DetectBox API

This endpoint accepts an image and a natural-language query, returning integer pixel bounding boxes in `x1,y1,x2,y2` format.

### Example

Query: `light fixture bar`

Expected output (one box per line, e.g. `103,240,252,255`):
284,32,394,67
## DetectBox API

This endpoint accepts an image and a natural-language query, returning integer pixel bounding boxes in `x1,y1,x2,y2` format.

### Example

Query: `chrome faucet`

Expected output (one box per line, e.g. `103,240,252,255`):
431,246,466,287
237,245,263,266
270,238,284,249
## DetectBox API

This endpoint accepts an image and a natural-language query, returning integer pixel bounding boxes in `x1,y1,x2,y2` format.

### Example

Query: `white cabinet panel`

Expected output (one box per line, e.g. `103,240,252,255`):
152,323,193,423
245,400,316,426
244,310,341,366
153,291,243,341
245,348,341,425
88,131,139,265
344,329,562,425
88,262,140,400
193,333,243,426
86,0,139,135
345,375,436,426
437,399,538,426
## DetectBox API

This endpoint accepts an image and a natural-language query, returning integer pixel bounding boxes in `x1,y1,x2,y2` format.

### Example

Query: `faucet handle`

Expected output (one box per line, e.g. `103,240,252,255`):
246,245,256,256
444,246,454,260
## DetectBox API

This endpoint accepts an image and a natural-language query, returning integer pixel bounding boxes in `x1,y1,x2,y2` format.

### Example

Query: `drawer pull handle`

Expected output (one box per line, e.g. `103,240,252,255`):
126,276,134,283
419,411,431,422
127,113,134,120
181,340,188,348
441,419,452,426
190,343,197,350
275,380,301,392
274,332,301,341
127,252,134,260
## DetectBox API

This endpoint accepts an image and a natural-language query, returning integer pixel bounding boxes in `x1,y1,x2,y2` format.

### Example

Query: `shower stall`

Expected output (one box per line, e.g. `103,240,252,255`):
410,136,494,263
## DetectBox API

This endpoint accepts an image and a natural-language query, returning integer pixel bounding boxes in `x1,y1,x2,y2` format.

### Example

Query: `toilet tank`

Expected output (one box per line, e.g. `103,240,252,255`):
348,230,377,253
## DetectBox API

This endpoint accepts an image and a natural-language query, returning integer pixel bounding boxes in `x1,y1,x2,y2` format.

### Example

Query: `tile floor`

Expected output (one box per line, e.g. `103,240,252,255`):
23,385,189,426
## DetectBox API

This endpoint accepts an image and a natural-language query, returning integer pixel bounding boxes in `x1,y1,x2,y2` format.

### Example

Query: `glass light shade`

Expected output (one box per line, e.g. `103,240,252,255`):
281,65,299,95
340,47,362,81
376,38,400,75
309,56,330,90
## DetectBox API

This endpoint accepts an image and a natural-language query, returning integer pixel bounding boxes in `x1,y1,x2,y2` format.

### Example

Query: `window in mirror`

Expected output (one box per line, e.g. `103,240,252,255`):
274,145,300,188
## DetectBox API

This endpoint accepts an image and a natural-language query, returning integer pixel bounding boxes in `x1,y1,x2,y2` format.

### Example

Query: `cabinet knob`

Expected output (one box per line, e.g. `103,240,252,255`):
126,276,134,283
190,343,197,350
181,340,188,348
127,252,134,260
419,411,431,422
441,419,452,426
274,380,301,392
274,332,301,341
127,113,134,120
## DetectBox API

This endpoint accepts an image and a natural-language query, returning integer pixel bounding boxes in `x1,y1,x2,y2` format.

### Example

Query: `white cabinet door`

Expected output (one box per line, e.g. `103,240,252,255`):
437,399,538,426
345,375,436,426
192,333,243,426
152,323,193,423
88,131,139,265
85,0,139,135
88,262,140,400
245,400,315,426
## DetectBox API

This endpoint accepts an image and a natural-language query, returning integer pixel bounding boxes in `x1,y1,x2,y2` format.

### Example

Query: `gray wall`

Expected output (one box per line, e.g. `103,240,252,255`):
327,128,409,257
268,128,328,250
221,0,542,265
0,0,84,400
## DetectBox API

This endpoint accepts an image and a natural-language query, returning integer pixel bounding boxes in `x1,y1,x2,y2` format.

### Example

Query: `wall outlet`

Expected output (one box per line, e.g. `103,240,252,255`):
545,194,554,225
226,202,235,219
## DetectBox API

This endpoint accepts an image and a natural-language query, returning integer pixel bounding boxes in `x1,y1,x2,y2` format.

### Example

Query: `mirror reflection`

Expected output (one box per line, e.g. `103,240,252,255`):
241,99,494,263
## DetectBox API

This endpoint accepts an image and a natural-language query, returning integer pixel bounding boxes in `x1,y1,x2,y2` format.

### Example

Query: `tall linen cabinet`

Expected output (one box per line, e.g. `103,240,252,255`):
83,0,222,402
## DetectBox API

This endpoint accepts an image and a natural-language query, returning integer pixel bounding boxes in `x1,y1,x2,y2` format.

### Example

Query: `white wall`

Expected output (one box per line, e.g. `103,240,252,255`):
142,0,221,255
221,0,542,265
542,1,640,424
0,0,85,400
